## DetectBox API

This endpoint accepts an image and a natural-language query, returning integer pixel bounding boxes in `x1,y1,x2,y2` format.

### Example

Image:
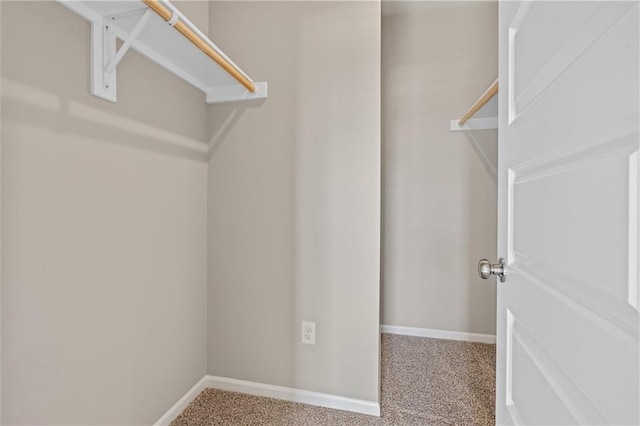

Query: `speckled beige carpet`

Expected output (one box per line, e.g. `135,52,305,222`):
172,334,495,425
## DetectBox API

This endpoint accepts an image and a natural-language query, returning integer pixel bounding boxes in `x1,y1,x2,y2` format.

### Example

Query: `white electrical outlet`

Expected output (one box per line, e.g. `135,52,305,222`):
301,321,316,345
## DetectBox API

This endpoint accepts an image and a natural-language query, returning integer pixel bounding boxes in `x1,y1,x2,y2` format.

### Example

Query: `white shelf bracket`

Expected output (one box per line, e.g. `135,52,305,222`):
105,9,153,74
89,19,117,102
89,9,152,103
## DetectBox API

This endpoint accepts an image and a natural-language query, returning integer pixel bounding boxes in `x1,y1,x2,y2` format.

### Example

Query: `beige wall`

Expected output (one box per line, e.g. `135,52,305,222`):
1,2,208,424
0,0,495,422
207,2,381,402
381,2,498,335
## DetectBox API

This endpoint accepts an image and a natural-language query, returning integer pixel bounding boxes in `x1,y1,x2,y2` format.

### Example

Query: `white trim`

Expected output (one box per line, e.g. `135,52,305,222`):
153,376,210,426
381,325,496,344
153,375,381,423
207,376,380,417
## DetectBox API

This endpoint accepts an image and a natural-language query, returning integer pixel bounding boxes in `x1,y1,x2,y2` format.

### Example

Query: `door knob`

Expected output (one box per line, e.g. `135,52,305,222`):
478,258,506,282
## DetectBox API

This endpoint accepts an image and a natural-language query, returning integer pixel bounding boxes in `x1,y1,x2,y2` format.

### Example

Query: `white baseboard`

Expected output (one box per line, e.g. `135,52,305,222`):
154,375,381,423
154,375,210,425
381,324,496,344
207,376,380,417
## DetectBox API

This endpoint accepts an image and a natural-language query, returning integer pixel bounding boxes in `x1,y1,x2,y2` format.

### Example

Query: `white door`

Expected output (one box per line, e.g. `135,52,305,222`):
494,1,640,424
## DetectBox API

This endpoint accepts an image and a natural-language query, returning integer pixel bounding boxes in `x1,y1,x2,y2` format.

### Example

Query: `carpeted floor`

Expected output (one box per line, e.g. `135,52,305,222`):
172,334,496,425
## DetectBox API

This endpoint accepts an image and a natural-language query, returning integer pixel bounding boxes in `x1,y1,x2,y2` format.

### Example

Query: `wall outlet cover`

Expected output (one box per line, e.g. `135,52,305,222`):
301,321,316,345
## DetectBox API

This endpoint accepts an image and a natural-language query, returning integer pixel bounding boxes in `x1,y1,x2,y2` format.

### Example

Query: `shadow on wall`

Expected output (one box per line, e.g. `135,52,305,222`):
1,78,209,162
208,99,266,159
1,1,209,162
465,128,498,336
462,129,498,185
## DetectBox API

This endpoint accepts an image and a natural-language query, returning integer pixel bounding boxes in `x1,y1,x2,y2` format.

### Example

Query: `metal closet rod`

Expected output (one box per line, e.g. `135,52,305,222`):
141,0,256,93
458,78,499,125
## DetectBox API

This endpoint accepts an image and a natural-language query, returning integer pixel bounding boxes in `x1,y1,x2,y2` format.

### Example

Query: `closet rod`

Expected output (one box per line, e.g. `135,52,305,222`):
458,78,498,125
141,0,256,93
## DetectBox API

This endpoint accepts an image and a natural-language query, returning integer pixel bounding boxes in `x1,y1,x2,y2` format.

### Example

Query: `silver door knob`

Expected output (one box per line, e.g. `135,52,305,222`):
478,258,506,282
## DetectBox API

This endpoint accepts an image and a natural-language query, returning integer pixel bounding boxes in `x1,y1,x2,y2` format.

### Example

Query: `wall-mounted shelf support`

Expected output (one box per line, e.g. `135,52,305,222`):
105,10,153,74
89,16,117,102
91,9,153,102
57,0,268,104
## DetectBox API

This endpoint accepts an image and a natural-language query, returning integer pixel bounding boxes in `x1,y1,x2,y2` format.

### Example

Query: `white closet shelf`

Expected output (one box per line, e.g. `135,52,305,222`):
450,78,497,132
56,0,267,104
